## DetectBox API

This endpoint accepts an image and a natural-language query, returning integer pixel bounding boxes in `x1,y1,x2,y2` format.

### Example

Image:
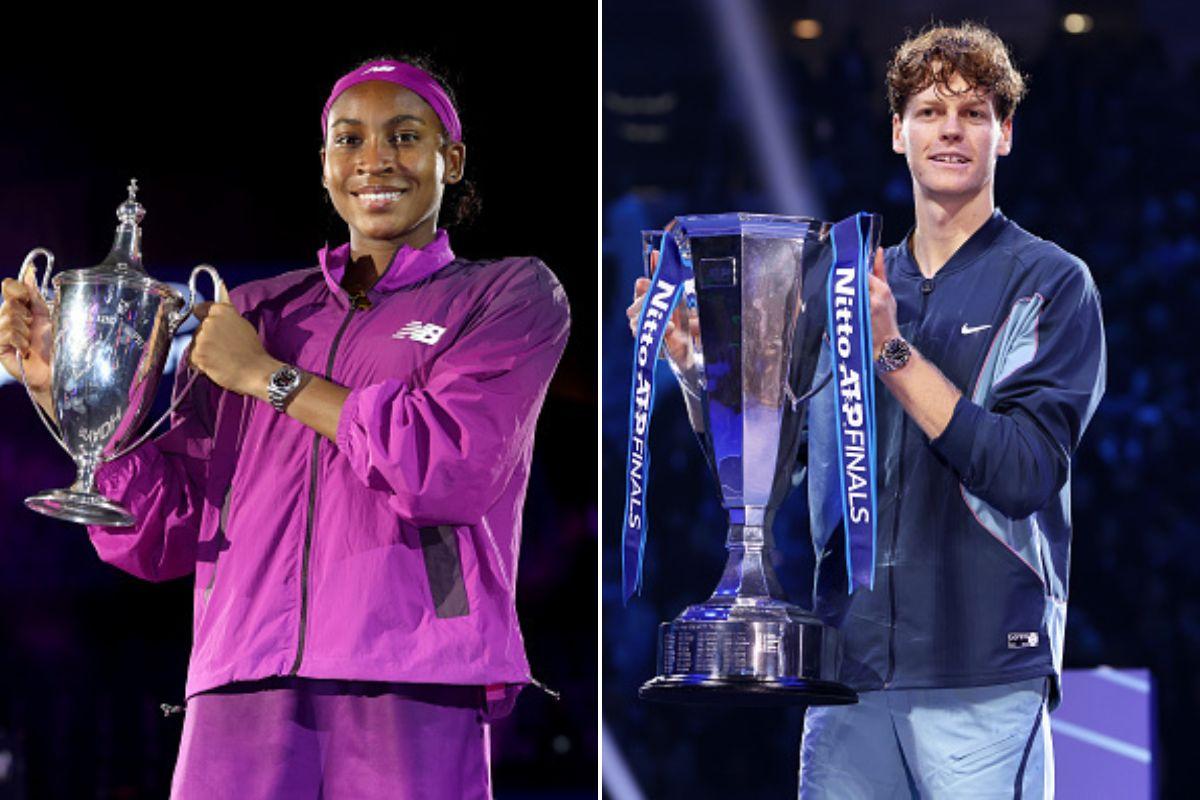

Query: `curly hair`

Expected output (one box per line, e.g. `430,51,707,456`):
886,22,1027,121
324,53,481,228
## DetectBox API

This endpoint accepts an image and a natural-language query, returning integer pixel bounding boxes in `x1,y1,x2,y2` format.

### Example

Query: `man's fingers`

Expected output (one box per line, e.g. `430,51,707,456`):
672,303,690,328
628,279,652,326
873,247,886,281
216,280,231,304
867,273,891,299
193,301,213,321
626,295,643,317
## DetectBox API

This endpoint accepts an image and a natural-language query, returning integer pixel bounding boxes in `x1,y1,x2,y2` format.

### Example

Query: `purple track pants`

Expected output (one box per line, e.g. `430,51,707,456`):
170,678,491,799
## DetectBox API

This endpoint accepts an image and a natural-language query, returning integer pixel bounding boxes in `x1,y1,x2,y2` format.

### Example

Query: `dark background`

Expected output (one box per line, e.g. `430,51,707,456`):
0,14,596,800
603,1,1200,798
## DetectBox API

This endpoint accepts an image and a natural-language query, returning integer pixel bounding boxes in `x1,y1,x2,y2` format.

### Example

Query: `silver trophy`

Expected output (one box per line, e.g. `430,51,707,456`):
17,180,223,527
639,213,879,705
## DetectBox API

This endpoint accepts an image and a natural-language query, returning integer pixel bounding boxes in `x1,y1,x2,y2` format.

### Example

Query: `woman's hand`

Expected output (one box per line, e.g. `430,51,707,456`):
189,289,281,398
0,267,54,402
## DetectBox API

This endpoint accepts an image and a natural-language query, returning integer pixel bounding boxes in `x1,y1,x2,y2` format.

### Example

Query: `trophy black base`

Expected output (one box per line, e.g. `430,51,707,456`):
639,675,857,707
26,489,135,527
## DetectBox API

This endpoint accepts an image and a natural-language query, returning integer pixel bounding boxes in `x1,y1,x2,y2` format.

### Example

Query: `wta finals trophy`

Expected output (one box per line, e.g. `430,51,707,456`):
623,212,881,705
17,180,223,527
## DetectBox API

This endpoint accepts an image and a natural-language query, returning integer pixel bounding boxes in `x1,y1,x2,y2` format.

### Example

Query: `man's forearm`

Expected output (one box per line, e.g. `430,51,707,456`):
878,347,962,439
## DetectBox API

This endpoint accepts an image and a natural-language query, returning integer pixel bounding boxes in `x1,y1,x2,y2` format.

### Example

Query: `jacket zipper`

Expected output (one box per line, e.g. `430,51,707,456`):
885,275,935,687
287,299,361,675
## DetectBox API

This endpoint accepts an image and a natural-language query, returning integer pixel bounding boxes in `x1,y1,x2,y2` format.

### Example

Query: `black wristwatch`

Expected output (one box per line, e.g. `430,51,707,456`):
876,337,912,373
267,364,304,412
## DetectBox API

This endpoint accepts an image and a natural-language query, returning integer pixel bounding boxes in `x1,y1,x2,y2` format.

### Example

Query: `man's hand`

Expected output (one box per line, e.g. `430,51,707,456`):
626,243,699,368
189,286,281,398
867,246,963,439
867,247,901,359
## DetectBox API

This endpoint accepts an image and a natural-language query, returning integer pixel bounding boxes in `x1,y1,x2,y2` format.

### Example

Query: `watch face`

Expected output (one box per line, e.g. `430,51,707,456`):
879,338,910,371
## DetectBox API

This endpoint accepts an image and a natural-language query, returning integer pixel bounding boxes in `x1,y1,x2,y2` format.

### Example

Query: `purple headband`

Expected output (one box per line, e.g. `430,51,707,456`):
321,60,462,143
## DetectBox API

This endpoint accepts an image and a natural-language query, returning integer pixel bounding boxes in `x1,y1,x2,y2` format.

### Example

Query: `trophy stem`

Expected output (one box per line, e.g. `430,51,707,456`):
71,459,99,495
711,506,787,603
25,456,136,528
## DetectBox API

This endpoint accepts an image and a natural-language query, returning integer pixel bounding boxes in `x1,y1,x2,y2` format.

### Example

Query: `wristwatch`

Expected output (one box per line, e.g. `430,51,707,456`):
876,337,912,373
267,364,304,412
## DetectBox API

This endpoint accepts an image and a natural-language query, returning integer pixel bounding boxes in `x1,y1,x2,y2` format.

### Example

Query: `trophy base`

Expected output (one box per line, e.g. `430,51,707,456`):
639,675,857,707
25,489,135,527
642,604,858,707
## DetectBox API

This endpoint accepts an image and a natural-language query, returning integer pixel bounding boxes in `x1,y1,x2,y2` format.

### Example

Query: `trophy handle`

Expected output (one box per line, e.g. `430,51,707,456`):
172,263,226,332
16,248,71,455
104,368,205,462
105,263,226,462
17,355,70,456
786,367,833,410
19,248,55,304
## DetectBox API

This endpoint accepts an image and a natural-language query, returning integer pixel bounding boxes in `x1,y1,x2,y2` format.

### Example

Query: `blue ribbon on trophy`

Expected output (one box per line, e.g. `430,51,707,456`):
623,229,690,603
827,213,878,592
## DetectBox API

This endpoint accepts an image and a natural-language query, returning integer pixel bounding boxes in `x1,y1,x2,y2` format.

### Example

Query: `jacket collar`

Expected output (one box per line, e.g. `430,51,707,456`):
897,208,1008,279
318,229,456,306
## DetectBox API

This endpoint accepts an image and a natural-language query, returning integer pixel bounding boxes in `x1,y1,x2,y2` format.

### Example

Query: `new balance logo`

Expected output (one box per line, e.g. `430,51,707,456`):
364,65,397,74
961,323,992,335
393,321,446,345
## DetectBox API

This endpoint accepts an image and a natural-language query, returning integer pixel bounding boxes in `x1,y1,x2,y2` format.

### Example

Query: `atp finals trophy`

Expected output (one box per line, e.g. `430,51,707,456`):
17,180,223,527
623,212,881,705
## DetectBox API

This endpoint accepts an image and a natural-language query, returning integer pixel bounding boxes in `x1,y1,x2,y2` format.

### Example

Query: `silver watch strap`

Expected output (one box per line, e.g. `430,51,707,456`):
268,365,302,412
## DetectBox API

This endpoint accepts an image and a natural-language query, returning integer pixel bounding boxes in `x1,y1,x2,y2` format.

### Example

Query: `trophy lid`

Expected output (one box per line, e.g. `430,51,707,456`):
95,178,148,274
54,180,180,301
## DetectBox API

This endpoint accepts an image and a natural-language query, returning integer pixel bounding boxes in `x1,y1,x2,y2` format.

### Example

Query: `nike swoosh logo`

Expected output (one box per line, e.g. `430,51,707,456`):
961,323,992,335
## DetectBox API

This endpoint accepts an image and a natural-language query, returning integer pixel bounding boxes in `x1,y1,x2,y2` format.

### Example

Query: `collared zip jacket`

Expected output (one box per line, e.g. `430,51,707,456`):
87,231,570,706
808,211,1105,708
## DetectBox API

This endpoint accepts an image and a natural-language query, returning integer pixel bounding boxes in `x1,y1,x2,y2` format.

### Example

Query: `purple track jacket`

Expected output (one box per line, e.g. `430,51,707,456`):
87,231,570,703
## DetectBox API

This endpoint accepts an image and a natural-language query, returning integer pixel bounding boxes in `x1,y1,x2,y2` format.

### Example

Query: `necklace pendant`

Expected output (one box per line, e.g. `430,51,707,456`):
348,290,372,311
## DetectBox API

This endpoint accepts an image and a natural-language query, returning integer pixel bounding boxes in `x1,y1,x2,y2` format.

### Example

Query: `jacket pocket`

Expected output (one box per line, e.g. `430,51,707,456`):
948,730,1023,773
419,525,469,618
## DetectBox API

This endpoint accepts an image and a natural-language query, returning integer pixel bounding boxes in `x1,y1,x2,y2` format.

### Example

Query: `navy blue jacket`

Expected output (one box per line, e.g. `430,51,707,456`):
807,210,1106,707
